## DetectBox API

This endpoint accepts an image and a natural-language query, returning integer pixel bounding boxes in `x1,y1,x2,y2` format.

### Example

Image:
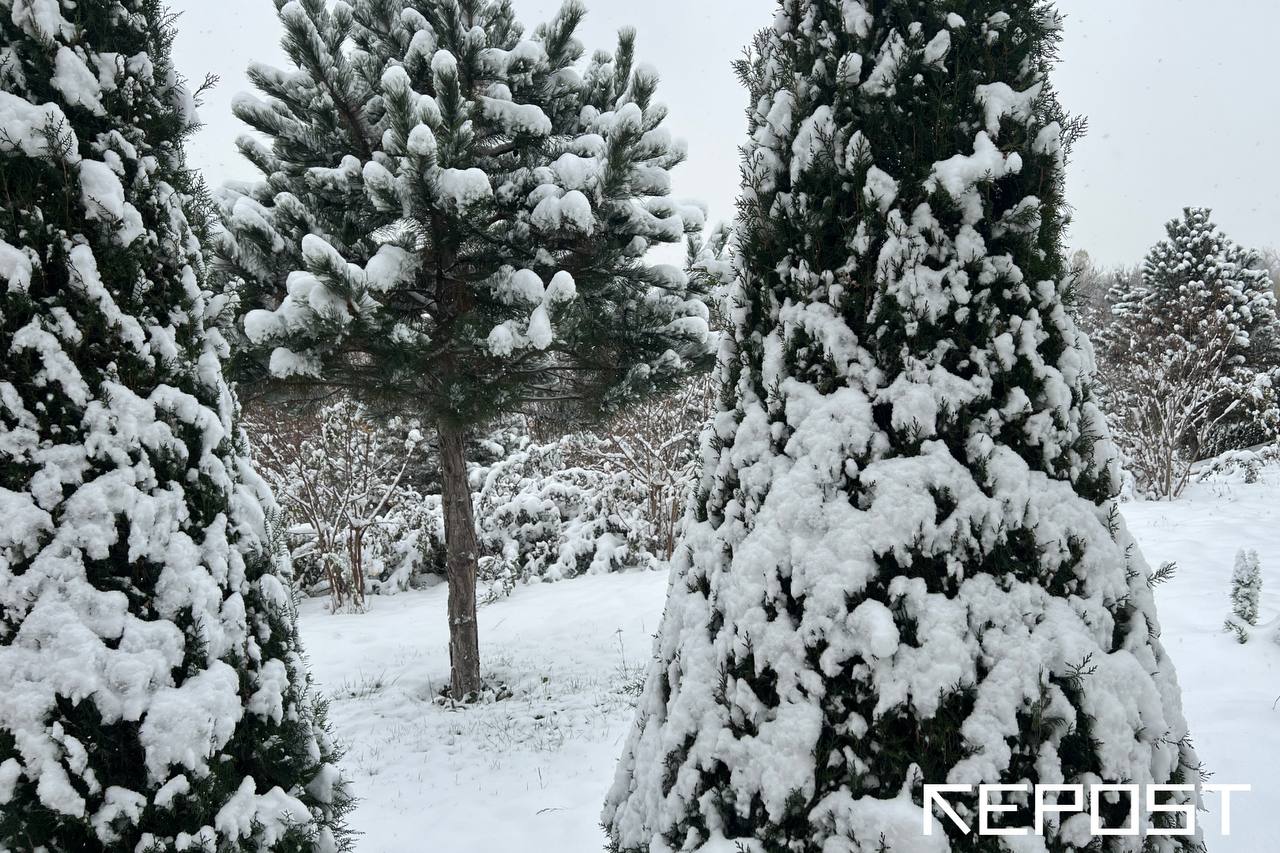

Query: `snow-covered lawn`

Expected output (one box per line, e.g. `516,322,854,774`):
1123,473,1280,852
300,472,1280,851
300,572,667,851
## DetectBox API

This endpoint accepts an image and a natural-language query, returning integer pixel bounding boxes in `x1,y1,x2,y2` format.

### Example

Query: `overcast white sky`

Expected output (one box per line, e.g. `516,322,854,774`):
171,0,1280,268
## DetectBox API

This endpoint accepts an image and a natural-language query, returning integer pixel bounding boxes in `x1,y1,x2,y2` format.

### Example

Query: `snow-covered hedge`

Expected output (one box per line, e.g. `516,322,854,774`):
474,439,661,597
364,494,446,594
1194,444,1280,486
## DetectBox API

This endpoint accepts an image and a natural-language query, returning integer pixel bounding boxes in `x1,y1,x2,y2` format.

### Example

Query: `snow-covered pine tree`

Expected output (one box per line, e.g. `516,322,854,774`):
1099,209,1280,496
605,3,1204,851
1230,548,1262,627
0,2,350,850
1133,209,1280,361
218,0,713,697
684,221,737,340
1110,207,1280,452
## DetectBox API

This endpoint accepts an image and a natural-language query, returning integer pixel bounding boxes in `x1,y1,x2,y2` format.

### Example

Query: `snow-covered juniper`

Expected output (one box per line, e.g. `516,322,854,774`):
1229,549,1261,628
218,0,715,697
0,1,351,850
604,2,1205,851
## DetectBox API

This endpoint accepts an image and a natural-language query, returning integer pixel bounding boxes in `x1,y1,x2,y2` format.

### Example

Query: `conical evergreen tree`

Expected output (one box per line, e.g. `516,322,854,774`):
1122,208,1279,349
1108,207,1280,453
0,2,351,849
604,3,1203,851
217,0,714,696
1229,549,1261,628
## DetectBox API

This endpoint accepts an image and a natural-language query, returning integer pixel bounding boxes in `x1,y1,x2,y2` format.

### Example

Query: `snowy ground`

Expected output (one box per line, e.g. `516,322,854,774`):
1122,471,1280,852
300,470,1280,851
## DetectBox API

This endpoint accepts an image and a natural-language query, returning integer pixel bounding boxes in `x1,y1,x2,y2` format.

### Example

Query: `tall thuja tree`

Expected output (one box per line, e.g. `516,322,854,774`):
1108,207,1280,454
605,3,1203,851
219,0,713,696
0,1,350,850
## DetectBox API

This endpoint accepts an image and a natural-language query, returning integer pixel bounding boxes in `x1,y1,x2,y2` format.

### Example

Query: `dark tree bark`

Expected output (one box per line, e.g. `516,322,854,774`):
437,418,482,697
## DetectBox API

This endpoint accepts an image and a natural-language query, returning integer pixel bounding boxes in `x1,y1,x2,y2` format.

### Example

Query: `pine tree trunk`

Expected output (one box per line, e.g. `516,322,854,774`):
437,419,482,698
